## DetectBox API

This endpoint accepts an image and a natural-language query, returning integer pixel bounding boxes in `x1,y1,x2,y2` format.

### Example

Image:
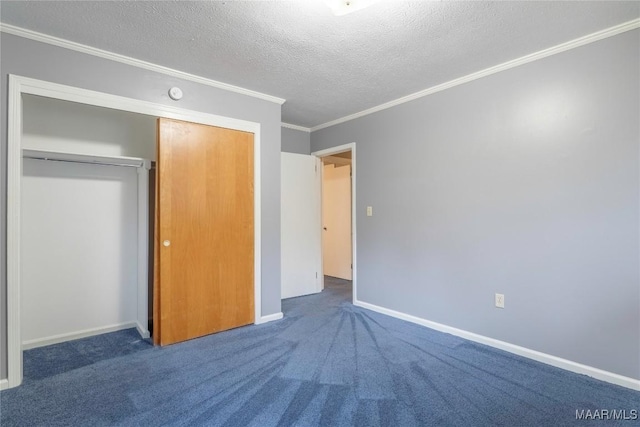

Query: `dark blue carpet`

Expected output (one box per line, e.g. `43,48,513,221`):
23,328,153,381
1,277,638,426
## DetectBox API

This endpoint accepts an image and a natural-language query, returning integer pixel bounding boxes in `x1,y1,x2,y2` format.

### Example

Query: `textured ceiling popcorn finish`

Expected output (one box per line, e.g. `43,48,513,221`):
0,1,638,128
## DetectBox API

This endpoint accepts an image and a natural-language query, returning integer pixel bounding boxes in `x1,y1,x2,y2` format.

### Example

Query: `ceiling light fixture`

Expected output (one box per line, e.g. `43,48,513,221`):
324,0,377,16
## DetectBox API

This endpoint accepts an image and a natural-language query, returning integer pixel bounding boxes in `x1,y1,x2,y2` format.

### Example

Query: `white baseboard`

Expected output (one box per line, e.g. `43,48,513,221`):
21,322,139,350
0,379,9,391
136,322,151,339
354,299,640,391
256,312,284,325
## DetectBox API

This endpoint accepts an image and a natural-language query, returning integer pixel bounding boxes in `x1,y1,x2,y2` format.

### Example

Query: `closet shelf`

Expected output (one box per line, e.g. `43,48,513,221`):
22,148,151,169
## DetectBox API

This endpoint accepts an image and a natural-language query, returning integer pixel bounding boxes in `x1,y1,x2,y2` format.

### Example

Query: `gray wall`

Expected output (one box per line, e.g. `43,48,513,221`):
311,30,640,379
281,127,311,154
0,33,283,379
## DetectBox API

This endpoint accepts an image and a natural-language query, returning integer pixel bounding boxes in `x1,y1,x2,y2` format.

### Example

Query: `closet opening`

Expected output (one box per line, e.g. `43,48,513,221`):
7,75,263,390
20,94,156,353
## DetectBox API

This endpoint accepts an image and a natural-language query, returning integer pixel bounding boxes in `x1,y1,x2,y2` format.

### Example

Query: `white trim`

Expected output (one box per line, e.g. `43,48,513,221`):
0,379,9,391
311,18,640,132
21,322,141,350
254,130,263,327
354,299,640,391
6,75,263,389
0,24,286,106
311,143,357,304
256,312,284,324
281,122,311,133
13,76,260,132
136,322,151,340
137,166,150,339
7,73,23,389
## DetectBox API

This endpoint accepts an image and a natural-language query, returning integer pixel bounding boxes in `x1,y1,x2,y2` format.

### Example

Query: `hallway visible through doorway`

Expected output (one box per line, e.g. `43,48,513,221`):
322,152,352,281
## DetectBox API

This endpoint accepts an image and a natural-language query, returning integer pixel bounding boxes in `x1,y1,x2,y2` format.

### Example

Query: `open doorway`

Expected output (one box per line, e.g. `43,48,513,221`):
312,143,357,304
322,152,352,280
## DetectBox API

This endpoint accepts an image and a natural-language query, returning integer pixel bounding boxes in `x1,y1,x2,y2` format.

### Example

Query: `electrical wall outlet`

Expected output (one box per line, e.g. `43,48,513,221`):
366,206,373,216
495,293,505,308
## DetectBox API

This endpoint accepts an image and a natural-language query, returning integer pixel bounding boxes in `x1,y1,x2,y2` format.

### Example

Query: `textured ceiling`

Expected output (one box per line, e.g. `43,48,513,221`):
1,1,638,128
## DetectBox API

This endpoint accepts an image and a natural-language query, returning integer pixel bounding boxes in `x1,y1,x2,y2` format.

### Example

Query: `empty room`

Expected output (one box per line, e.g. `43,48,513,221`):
1,1,639,426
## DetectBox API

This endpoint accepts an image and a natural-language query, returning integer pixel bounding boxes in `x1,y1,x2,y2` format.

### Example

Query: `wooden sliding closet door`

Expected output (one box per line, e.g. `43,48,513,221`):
155,118,254,345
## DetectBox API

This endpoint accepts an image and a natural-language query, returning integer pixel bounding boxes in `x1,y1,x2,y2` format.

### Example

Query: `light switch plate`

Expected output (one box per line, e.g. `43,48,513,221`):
366,206,373,216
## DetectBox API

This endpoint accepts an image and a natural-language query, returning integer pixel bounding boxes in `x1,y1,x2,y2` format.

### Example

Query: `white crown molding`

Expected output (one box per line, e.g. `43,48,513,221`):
354,299,640,391
0,23,286,106
311,18,640,132
281,122,311,133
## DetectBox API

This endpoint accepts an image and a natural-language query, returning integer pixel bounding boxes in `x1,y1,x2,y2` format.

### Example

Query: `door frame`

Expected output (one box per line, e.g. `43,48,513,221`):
311,143,356,304
5,75,263,389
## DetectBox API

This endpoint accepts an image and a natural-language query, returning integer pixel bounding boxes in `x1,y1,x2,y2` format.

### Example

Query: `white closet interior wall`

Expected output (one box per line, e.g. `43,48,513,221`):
22,95,156,159
21,94,156,348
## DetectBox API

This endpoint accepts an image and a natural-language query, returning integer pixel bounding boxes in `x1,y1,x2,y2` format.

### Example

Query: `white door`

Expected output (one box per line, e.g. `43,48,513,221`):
323,163,352,280
281,153,322,299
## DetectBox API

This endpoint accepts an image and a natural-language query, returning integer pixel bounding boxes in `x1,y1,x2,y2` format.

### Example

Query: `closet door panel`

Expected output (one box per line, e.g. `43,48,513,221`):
156,118,254,345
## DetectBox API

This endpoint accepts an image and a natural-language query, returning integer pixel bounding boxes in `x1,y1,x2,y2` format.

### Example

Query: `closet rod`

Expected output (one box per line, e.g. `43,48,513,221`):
23,155,142,168
22,149,150,169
